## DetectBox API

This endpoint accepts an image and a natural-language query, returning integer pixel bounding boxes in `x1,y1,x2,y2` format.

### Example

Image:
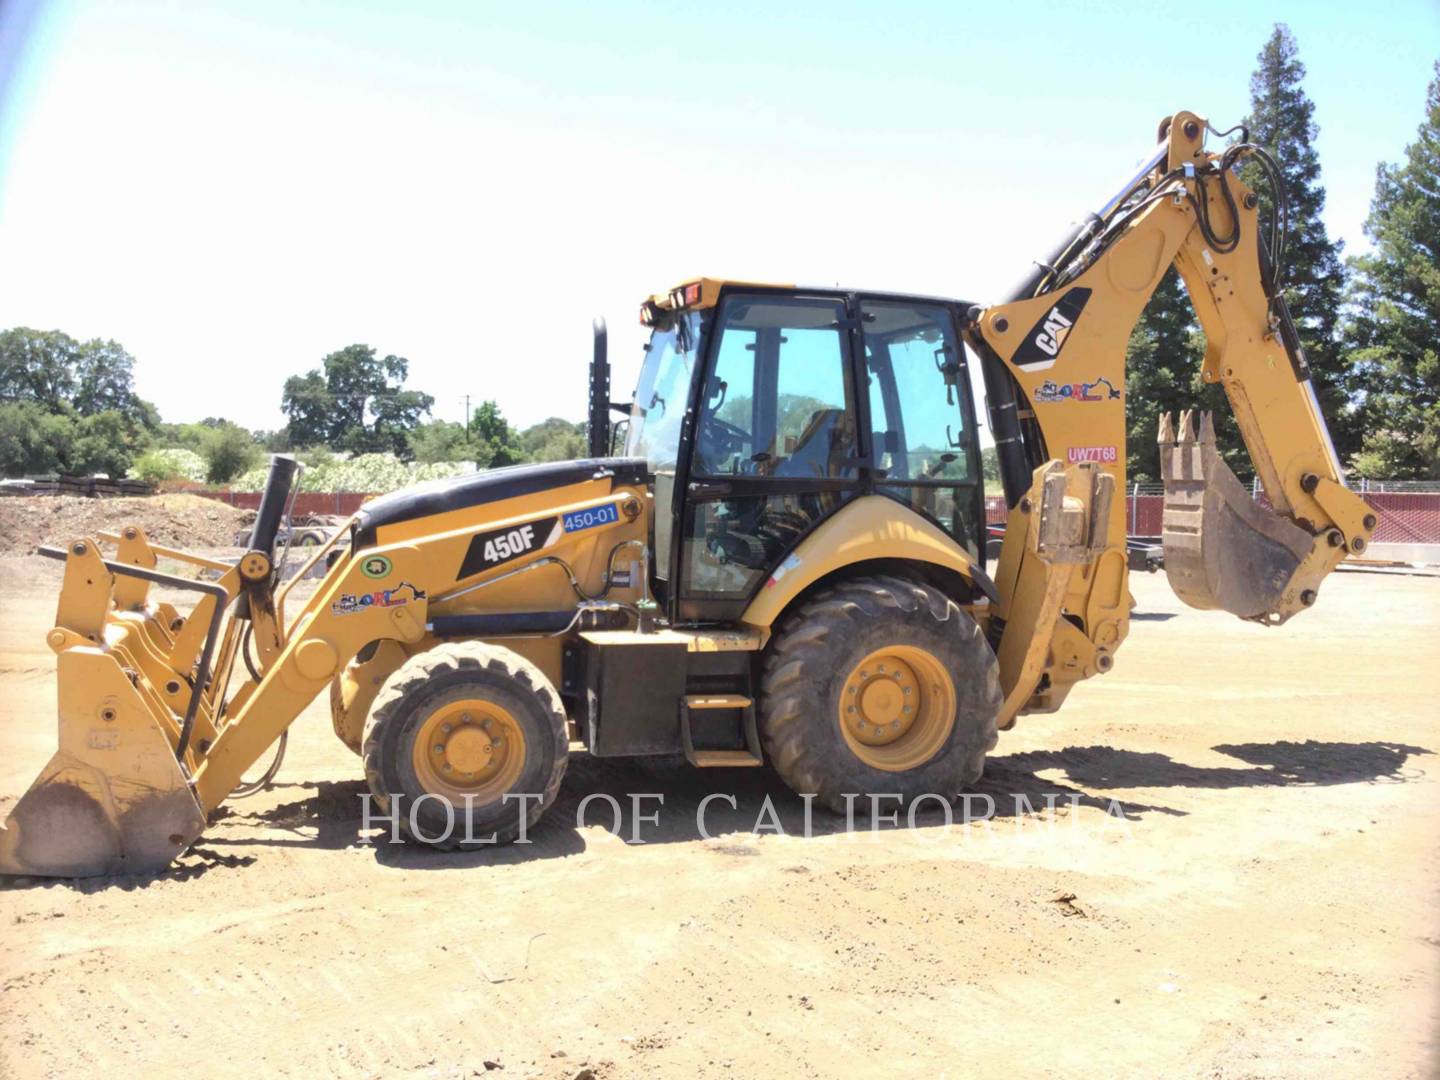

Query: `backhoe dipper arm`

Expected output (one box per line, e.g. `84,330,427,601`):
965,110,1374,715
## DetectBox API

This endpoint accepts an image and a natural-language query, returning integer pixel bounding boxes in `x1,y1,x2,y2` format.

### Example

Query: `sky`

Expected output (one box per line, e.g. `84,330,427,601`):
0,0,1435,434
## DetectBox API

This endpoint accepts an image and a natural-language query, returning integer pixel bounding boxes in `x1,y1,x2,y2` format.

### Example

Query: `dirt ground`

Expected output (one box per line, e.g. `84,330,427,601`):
0,552,1436,1079
0,495,251,556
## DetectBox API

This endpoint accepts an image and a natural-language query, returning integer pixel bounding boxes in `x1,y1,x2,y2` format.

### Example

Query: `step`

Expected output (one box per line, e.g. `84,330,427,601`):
690,749,763,768
679,693,762,767
683,694,754,710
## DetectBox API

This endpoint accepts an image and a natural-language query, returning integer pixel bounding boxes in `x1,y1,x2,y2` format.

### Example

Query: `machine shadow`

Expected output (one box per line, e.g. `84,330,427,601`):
205,747,1187,872
1007,739,1432,791
213,738,1430,871
18,738,1430,889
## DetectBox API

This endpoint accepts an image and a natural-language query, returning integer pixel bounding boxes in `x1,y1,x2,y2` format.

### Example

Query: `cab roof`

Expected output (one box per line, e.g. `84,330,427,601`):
640,277,979,326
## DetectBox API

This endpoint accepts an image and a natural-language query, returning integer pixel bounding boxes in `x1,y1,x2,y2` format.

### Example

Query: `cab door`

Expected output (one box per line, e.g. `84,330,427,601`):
858,299,985,562
675,292,863,622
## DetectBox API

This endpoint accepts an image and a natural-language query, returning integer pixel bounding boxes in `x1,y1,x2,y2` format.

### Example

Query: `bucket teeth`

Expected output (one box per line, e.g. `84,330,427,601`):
1198,410,1217,445
1178,409,1198,442
1157,411,1175,445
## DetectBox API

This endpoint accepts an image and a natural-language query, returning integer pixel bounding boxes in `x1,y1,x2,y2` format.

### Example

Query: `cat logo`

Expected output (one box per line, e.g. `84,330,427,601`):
1034,309,1074,357
1011,287,1092,370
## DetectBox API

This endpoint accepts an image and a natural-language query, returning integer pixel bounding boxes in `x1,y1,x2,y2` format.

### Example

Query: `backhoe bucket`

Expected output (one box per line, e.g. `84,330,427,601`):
0,647,205,878
1159,410,1313,624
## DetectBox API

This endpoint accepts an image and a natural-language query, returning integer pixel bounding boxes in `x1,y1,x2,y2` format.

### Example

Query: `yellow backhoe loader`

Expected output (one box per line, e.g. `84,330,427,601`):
0,110,1375,877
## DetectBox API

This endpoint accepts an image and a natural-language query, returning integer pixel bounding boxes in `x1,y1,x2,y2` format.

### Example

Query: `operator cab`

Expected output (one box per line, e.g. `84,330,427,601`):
615,279,987,624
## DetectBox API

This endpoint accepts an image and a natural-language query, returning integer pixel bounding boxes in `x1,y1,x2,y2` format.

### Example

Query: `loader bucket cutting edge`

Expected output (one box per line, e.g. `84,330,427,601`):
1158,410,1314,624
0,648,207,879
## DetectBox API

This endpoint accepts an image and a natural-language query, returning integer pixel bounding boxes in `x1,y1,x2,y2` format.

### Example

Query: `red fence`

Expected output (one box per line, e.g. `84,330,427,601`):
985,488,1440,544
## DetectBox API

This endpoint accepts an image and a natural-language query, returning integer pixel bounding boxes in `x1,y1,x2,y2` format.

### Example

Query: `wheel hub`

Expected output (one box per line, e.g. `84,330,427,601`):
413,700,524,805
442,724,495,774
837,646,955,770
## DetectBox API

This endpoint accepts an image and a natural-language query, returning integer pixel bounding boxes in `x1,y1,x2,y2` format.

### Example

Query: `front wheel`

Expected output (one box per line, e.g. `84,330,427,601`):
759,574,1001,813
362,642,568,848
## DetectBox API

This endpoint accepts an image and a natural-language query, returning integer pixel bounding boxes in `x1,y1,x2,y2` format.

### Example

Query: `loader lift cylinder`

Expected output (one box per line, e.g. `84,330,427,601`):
235,454,298,620
247,454,300,557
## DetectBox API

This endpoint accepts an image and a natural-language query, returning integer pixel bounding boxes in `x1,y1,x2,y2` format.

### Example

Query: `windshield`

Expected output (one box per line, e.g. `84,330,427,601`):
625,311,701,471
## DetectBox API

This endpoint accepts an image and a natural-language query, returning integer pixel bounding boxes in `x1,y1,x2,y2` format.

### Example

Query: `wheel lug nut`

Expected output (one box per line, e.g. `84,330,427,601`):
434,744,445,753
442,724,452,733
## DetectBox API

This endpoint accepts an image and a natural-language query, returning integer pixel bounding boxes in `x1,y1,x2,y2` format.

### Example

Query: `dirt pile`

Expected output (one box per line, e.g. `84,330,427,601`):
0,494,252,555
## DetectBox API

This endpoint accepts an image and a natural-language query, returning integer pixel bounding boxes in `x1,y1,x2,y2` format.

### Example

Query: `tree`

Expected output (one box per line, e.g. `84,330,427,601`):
408,419,489,465
0,328,79,410
1124,270,1206,482
1240,25,1353,457
1344,63,1440,479
70,411,144,477
470,401,525,468
370,387,436,458
980,445,999,484
0,326,157,443
73,338,141,416
199,421,261,483
519,417,586,462
281,345,434,456
0,401,75,475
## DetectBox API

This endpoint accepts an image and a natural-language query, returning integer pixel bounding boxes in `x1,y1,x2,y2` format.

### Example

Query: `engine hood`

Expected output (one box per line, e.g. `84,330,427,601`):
353,457,649,548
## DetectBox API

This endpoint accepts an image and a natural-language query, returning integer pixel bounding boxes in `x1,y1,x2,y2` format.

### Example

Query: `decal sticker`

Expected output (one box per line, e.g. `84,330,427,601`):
765,553,802,589
1012,287,1092,370
1066,445,1119,464
359,554,392,579
332,581,426,616
458,516,561,579
1034,376,1121,403
563,503,620,533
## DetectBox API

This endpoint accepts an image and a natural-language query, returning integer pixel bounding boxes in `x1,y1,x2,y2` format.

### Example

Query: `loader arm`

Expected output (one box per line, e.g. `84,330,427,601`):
966,110,1374,719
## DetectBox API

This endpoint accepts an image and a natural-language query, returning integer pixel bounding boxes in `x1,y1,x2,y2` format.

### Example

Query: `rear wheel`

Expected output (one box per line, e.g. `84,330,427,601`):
759,574,1000,813
362,642,568,848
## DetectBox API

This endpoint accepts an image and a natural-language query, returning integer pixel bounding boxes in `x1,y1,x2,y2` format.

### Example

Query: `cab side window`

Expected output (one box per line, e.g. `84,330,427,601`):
861,301,981,557
681,294,860,614
694,296,856,480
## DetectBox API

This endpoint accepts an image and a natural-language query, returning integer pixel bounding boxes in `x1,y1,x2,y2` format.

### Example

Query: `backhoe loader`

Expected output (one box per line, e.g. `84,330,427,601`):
0,110,1375,877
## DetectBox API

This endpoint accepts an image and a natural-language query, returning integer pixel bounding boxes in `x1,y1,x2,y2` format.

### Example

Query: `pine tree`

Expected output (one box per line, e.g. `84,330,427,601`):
1239,25,1353,457
1125,269,1202,482
1344,63,1440,480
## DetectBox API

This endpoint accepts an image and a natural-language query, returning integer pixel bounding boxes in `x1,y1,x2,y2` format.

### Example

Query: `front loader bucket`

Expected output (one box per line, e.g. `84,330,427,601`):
1159,410,1314,624
0,647,205,878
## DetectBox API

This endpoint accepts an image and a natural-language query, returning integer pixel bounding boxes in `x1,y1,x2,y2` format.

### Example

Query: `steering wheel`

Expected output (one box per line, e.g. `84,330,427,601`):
698,416,751,468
